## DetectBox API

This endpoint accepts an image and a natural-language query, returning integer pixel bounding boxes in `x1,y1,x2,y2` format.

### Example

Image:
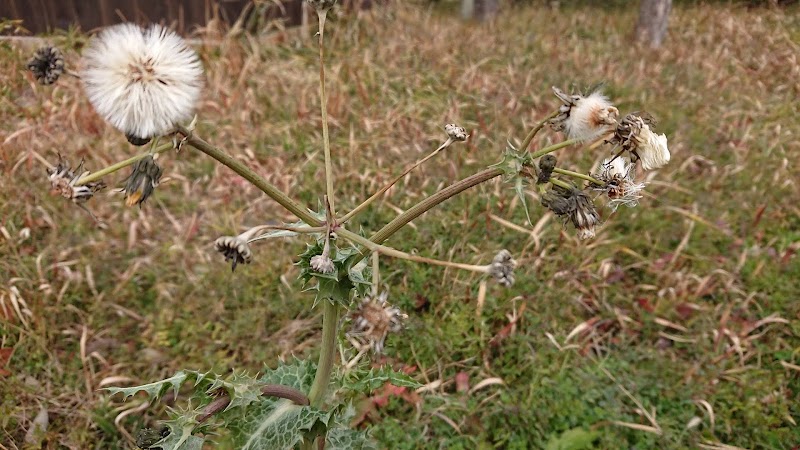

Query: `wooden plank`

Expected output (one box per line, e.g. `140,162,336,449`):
0,0,372,35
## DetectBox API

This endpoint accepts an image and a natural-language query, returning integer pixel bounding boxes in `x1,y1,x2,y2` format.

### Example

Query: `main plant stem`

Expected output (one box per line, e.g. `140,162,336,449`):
317,10,336,217
176,125,322,227
308,300,339,407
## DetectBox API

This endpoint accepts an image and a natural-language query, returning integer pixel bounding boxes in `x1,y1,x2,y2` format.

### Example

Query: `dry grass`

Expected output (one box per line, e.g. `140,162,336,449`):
1,2,799,449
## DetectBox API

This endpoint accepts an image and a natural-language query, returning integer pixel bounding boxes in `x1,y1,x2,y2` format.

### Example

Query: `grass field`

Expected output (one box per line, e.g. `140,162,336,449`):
1,2,799,449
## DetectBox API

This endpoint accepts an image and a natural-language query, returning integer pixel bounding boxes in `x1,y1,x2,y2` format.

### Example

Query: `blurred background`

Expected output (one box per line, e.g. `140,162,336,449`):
1,1,799,449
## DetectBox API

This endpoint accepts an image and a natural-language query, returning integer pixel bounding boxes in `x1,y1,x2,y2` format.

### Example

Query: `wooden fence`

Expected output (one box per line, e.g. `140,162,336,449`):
0,0,369,35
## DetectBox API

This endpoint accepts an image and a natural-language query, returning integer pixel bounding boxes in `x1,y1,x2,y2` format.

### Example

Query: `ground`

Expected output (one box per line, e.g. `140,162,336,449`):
1,2,799,449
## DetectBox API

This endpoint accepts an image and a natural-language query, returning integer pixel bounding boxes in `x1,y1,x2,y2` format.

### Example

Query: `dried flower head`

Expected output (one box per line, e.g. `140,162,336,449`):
541,185,600,240
310,254,335,274
608,113,670,171
121,155,163,207
47,156,106,204
214,226,266,272
445,123,469,142
592,157,645,211
81,23,204,143
488,250,516,287
27,46,65,85
306,0,337,11
537,154,557,184
347,292,407,354
549,86,619,141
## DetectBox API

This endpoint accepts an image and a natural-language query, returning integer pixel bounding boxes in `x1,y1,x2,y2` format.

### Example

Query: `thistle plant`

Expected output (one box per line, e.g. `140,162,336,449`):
29,3,672,448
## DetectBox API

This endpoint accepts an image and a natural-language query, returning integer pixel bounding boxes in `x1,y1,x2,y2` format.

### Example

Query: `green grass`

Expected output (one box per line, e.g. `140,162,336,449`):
1,2,799,449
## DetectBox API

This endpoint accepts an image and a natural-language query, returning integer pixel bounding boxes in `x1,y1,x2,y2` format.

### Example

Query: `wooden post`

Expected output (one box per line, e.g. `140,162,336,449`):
635,0,672,48
462,0,498,22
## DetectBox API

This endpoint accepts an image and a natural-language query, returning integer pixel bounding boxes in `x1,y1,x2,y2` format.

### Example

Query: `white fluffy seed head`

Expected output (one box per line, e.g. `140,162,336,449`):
637,125,671,171
602,155,628,178
81,23,204,141
564,92,618,142
598,157,645,211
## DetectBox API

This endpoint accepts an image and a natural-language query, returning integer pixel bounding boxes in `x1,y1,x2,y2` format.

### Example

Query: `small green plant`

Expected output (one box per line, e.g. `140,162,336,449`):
29,2,672,448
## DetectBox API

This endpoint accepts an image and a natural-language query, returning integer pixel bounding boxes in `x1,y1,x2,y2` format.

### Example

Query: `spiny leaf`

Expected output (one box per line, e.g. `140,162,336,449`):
514,177,533,225
259,358,316,393
106,371,195,402
226,399,331,450
325,427,378,450
205,371,263,412
144,406,206,450
297,240,372,307
341,366,422,394
490,143,533,182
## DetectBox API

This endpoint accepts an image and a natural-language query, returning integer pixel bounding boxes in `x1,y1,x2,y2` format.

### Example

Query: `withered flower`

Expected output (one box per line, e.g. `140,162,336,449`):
214,226,265,272
537,155,557,184
592,157,645,211
347,292,407,354
47,156,106,204
27,46,65,85
444,123,469,142
549,86,618,141
487,250,516,287
121,155,162,207
310,254,335,274
608,113,670,171
542,185,600,240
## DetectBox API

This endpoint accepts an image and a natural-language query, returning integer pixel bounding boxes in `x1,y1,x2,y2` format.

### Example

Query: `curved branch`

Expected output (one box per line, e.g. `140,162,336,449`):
197,384,310,423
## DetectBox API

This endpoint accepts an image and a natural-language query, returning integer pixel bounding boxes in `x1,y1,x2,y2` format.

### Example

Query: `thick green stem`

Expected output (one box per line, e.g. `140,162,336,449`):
530,138,580,159
519,109,559,152
176,125,322,227
549,178,573,190
74,142,173,186
552,167,603,185
317,10,336,217
369,167,504,247
308,300,339,407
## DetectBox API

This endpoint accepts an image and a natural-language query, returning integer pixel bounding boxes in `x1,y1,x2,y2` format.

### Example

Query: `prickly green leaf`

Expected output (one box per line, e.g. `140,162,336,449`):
105,370,195,402
341,366,422,394
325,428,378,450
146,406,206,450
258,358,316,393
514,176,533,225
297,240,371,307
490,143,533,182
205,371,263,412
226,399,331,450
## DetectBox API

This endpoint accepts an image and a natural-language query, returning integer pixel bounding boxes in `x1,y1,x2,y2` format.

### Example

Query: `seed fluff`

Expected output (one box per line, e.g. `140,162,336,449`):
81,23,204,143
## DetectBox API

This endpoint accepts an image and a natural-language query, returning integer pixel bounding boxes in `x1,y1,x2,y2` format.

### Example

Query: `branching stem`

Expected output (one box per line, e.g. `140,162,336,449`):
176,125,322,227
197,384,309,423
552,167,603,185
73,142,173,186
519,109,559,152
337,228,487,273
317,10,336,217
337,137,455,225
